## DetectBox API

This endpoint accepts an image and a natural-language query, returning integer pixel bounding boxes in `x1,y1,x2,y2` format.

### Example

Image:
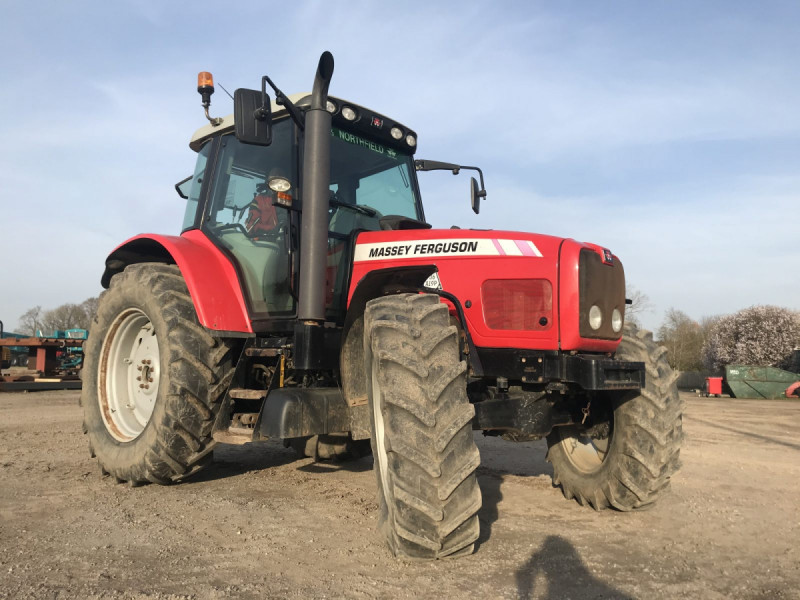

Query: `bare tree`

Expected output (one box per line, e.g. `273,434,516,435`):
17,306,43,336
625,284,654,327
657,308,705,371
17,296,100,336
79,296,100,328
41,304,87,334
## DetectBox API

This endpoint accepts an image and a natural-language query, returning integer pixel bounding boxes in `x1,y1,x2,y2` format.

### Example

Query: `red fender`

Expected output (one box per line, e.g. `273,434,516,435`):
102,230,252,334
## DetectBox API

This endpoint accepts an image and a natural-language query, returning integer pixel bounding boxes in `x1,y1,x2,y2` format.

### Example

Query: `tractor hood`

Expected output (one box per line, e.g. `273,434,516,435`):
349,228,624,353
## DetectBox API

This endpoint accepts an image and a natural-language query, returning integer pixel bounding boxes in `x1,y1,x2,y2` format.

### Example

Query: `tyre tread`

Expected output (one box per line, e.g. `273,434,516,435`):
365,294,481,559
547,323,682,511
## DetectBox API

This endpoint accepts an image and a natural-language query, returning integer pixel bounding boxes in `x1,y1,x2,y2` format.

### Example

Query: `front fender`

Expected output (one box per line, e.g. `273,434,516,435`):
102,230,252,334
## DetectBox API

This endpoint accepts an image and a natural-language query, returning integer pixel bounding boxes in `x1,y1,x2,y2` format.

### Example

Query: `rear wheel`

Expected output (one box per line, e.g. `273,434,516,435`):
364,294,481,559
82,263,234,484
546,324,682,510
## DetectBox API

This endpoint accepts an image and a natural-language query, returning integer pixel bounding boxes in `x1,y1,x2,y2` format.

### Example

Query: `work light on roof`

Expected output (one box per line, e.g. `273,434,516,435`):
405,133,417,147
326,100,337,114
390,127,403,140
341,106,358,121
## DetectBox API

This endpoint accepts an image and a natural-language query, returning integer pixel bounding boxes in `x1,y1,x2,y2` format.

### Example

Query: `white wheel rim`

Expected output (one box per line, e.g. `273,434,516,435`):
371,365,392,502
98,308,161,442
561,426,610,473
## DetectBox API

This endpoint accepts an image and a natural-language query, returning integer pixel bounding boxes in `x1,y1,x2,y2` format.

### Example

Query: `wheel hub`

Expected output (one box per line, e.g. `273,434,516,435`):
98,309,161,442
561,425,611,473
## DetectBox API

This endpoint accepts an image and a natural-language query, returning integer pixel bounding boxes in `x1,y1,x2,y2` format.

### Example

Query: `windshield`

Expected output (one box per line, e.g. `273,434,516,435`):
329,127,421,225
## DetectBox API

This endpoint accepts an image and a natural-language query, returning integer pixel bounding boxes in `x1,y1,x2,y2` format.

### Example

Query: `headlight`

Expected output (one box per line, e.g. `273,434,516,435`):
588,305,603,330
611,308,623,333
326,100,337,113
405,133,417,147
390,126,403,140
268,177,291,193
341,106,358,121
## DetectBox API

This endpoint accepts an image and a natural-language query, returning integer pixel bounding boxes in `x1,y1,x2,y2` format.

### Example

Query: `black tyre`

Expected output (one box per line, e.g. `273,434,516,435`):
546,324,682,510
364,294,481,559
81,263,234,485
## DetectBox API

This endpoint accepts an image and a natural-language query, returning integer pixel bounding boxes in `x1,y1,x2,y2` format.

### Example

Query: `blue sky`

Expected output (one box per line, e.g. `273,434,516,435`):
1,1,798,333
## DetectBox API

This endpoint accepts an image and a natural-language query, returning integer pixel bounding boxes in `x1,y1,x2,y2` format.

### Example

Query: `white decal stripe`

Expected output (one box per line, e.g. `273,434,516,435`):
499,239,522,256
353,238,545,262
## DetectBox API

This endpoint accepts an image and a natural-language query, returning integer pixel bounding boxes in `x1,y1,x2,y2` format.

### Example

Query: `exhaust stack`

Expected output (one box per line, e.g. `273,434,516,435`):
298,51,334,324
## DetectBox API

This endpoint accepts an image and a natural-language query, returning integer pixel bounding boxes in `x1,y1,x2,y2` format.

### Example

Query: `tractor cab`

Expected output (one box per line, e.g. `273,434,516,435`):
182,95,426,327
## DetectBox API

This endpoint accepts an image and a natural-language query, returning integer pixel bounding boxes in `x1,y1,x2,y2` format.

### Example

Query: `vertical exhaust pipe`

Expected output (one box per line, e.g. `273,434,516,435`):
298,51,334,323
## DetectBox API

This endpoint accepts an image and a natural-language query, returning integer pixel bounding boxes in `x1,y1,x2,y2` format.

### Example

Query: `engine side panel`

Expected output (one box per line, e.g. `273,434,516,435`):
348,229,623,353
349,229,561,350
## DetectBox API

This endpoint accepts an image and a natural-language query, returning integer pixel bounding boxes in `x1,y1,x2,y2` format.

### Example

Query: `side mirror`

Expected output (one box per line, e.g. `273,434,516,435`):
471,177,481,214
234,88,272,146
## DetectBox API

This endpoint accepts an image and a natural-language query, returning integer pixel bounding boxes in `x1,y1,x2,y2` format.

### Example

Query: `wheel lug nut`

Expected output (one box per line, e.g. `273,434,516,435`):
139,384,144,388
136,376,141,381
148,378,153,383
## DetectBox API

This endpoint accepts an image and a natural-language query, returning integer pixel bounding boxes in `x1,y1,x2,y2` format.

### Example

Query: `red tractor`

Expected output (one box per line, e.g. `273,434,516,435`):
82,52,682,559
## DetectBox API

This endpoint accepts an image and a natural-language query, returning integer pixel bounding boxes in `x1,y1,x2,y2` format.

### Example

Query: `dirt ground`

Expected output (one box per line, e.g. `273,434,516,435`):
0,390,798,600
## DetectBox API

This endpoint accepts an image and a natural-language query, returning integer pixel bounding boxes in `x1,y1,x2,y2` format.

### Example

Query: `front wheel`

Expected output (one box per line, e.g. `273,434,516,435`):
364,294,481,559
81,263,234,485
546,324,683,510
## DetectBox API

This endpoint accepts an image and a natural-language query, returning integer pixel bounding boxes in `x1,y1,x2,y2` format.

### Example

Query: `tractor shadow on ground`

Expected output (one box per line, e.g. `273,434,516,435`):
187,440,303,483
475,470,504,550
515,535,633,600
475,435,554,550
187,440,374,484
295,456,374,474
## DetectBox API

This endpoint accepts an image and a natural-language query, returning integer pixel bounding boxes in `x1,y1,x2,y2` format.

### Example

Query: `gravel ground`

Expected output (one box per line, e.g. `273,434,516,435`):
0,390,798,599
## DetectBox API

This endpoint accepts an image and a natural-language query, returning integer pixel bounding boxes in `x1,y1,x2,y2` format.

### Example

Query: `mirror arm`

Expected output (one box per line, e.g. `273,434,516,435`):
262,75,305,131
415,160,487,198
460,165,487,197
174,175,191,199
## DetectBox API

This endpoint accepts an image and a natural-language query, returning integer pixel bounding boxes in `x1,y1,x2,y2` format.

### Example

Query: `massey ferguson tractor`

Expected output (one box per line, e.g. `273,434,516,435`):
82,52,682,559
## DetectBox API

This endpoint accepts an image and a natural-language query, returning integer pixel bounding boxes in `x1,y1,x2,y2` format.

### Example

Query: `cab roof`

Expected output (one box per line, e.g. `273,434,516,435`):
189,92,390,152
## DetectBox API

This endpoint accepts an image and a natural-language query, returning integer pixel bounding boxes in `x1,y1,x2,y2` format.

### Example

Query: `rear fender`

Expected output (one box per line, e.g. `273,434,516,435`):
102,230,253,334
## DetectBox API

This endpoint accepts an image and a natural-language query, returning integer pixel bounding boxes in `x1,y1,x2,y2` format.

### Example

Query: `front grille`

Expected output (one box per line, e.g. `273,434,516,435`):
578,249,626,339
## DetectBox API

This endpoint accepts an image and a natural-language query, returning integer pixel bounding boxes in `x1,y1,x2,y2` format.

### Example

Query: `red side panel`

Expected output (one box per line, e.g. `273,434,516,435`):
106,230,252,333
348,229,563,350
349,229,623,354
